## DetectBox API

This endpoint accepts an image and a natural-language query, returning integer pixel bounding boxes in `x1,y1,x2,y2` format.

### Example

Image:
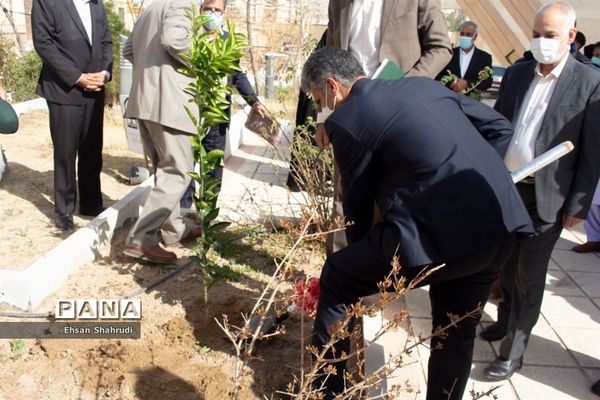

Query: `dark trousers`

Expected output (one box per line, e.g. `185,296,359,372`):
497,182,562,360
180,125,225,209
47,99,104,216
313,222,515,400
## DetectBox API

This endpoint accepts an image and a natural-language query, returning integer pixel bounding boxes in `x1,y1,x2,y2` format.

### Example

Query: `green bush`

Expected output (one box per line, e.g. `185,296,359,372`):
2,49,42,102
105,1,128,106
0,35,14,73
0,2,127,104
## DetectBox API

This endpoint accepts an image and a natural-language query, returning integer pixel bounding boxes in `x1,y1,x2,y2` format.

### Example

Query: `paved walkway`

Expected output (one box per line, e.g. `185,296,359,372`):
405,226,600,400
217,124,306,227
220,129,600,400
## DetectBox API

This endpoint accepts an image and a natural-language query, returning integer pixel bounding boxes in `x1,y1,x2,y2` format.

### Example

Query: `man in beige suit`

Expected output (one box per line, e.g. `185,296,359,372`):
322,0,452,254
122,0,201,263
327,0,452,78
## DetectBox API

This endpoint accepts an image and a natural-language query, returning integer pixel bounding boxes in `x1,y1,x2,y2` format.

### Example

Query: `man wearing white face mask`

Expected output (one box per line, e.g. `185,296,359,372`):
302,45,532,400
179,0,267,209
480,1,600,381
436,21,492,94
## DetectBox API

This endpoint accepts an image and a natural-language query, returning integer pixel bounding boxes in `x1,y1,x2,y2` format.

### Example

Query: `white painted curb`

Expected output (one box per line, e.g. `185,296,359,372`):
0,177,153,311
362,295,426,398
11,98,48,116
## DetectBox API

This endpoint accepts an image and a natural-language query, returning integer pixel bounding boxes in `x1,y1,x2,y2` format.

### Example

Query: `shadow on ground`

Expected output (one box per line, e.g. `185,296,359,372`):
99,222,308,399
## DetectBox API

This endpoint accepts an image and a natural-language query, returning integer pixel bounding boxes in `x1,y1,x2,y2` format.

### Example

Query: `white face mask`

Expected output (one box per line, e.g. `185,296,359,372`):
316,86,337,124
530,36,566,64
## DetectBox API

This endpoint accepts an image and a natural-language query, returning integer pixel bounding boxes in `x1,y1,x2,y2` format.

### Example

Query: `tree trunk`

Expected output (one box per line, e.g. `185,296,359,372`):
245,0,260,96
1,2,26,56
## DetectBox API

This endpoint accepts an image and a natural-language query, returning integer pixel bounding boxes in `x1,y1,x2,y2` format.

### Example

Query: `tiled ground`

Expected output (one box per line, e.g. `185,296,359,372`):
220,128,600,400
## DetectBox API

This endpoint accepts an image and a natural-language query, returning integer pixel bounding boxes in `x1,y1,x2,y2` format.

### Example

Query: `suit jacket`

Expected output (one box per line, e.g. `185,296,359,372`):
215,66,259,136
436,46,493,91
327,0,452,78
494,57,600,223
123,0,198,134
325,78,532,267
32,0,113,105
572,51,600,70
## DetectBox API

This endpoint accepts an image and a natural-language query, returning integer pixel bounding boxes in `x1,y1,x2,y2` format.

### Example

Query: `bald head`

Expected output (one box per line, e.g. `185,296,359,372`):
535,2,576,37
531,2,577,68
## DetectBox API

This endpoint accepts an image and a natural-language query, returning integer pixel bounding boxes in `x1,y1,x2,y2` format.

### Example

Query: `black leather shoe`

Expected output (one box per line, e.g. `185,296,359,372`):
592,379,600,396
55,215,74,231
479,323,507,342
79,206,106,217
484,357,523,381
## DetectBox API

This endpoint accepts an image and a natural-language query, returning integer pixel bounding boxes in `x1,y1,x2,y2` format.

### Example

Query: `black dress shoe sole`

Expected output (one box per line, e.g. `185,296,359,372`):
56,223,75,231
55,217,75,231
484,359,523,381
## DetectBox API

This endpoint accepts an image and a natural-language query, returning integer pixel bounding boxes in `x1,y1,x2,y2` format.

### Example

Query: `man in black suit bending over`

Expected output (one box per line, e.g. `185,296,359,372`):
437,20,493,94
302,47,532,400
32,0,113,231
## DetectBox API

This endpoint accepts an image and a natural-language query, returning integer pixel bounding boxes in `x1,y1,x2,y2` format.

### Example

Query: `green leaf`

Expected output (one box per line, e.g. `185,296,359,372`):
207,221,230,234
205,179,220,192
206,149,225,162
183,13,246,287
204,208,219,222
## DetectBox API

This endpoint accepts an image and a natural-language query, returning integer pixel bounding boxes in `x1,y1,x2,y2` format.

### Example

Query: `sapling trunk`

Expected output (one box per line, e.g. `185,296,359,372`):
180,7,248,320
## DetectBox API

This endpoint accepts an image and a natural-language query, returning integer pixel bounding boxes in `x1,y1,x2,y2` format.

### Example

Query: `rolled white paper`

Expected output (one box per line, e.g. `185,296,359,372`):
511,141,574,184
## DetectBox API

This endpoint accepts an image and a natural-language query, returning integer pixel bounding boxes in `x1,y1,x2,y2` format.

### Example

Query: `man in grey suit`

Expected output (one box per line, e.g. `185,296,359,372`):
321,0,452,254
122,0,202,263
481,1,600,380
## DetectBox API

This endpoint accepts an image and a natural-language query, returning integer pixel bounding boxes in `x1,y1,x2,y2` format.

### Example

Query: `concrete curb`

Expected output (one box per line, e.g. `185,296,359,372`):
0,178,152,311
11,98,48,116
0,111,297,312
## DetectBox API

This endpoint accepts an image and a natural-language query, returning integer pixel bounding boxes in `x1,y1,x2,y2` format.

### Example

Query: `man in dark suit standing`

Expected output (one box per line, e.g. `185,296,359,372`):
437,21,493,93
480,1,600,381
32,0,112,231
302,46,532,400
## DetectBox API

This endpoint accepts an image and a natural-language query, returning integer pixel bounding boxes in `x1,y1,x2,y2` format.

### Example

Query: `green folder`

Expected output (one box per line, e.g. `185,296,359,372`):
0,99,18,134
372,59,405,80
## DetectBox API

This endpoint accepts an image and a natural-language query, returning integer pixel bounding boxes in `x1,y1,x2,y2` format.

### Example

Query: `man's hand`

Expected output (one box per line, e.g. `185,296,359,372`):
450,78,469,92
88,72,107,83
315,123,330,149
252,102,268,118
562,214,583,228
77,73,106,92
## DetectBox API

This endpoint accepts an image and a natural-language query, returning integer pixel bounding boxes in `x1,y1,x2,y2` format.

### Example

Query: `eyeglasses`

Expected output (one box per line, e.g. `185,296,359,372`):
202,6,223,15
